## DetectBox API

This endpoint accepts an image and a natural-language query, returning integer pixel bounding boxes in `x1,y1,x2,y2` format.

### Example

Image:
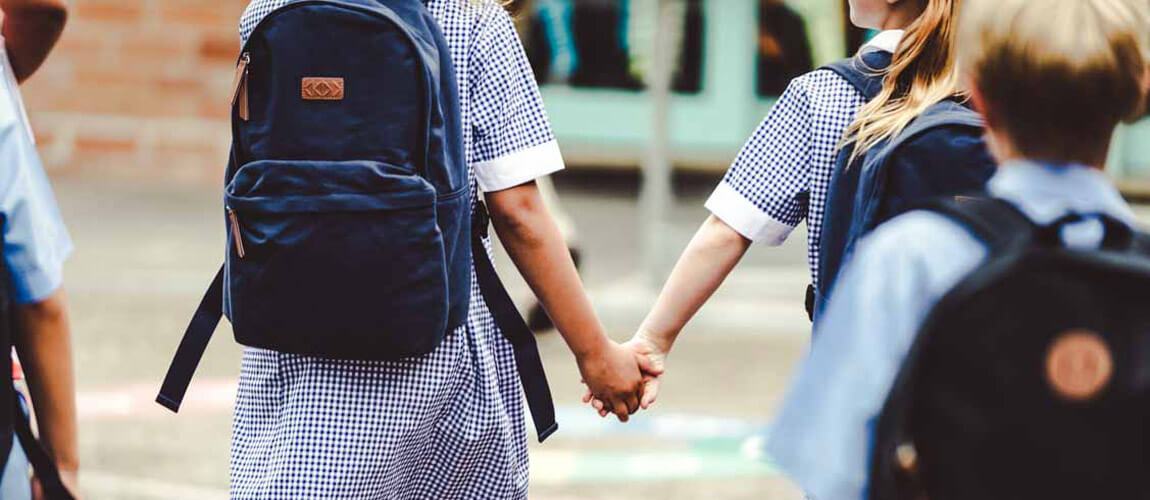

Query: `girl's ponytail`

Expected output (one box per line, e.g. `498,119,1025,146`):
844,0,963,159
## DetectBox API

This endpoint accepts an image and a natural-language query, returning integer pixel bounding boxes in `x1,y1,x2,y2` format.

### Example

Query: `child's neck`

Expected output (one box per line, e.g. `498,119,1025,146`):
990,132,1108,170
880,4,925,31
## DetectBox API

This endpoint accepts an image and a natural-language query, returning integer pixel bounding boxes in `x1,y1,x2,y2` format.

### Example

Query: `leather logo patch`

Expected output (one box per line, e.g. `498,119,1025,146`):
302,77,344,101
1045,330,1112,401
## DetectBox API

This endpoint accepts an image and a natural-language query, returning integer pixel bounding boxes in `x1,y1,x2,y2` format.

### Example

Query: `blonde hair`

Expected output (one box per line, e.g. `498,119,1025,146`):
958,0,1150,164
843,0,964,160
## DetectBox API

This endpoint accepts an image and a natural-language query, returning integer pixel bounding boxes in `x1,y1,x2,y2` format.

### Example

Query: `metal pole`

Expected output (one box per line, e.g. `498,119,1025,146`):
640,0,682,287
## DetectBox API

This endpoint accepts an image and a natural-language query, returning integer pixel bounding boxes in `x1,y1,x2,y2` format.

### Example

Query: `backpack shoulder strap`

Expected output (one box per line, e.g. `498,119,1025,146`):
819,50,891,100
866,100,984,170
157,266,225,413
868,195,1032,500
471,202,558,442
12,394,75,499
917,196,1035,253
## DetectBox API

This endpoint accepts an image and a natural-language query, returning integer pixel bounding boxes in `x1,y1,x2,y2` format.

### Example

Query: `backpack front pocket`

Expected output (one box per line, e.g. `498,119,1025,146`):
224,160,448,359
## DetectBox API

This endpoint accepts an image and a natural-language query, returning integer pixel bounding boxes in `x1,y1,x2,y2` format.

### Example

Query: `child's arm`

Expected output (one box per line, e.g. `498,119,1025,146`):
638,215,751,350
12,288,79,494
0,0,67,82
583,215,750,413
486,182,654,422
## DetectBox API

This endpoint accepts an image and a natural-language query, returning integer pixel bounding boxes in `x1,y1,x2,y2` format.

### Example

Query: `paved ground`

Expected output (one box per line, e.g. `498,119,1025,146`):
50,167,816,499
48,166,1150,499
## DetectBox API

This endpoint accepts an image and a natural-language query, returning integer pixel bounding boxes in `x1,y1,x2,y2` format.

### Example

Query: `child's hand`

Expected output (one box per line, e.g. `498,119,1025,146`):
583,330,667,418
576,340,655,422
626,330,669,409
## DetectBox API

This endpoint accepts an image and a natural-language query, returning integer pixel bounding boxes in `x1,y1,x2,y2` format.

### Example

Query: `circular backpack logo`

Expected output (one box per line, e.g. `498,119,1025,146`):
1045,330,1113,401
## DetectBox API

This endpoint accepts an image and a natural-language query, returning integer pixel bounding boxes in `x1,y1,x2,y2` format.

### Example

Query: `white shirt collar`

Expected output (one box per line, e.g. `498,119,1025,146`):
860,30,904,54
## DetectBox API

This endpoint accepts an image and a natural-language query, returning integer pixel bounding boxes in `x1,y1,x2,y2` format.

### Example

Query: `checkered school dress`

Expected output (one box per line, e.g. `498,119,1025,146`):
230,1,566,499
704,31,901,287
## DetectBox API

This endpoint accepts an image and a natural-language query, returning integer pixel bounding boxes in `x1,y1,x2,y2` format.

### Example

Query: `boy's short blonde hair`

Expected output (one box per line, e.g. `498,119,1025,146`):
958,0,1150,164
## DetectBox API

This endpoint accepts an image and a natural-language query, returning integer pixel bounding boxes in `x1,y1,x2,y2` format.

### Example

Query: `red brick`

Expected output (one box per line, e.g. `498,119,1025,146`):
119,31,191,60
75,0,145,24
159,3,236,28
21,0,254,179
75,136,136,154
54,29,106,55
198,32,240,64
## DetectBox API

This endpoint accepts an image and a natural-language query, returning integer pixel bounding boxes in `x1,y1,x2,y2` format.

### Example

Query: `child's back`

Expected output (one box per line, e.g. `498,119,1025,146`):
767,0,1150,498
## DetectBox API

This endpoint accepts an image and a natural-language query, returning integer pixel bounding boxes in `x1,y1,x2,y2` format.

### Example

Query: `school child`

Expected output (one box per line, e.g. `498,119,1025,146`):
588,0,988,415
0,0,78,498
766,0,1150,497
207,1,653,498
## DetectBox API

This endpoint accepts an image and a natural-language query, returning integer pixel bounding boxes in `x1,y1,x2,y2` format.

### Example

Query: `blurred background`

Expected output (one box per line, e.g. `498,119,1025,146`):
17,0,1150,498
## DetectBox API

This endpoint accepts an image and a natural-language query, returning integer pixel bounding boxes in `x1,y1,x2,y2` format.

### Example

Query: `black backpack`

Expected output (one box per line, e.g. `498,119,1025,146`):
869,196,1150,500
157,0,557,442
809,54,995,320
0,222,73,499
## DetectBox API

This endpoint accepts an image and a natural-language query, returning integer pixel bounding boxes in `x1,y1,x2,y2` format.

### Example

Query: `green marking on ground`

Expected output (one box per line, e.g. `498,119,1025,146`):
533,439,778,484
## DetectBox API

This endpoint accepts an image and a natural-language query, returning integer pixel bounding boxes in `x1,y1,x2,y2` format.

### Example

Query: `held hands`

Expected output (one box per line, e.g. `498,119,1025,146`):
576,338,663,422
581,329,669,421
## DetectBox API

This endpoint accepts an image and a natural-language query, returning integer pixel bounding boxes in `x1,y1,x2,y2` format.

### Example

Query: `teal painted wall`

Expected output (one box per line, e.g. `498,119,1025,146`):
538,0,1150,179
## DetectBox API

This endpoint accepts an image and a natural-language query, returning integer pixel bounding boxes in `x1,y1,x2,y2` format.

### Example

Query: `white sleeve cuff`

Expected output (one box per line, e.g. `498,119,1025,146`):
705,182,795,246
474,140,566,192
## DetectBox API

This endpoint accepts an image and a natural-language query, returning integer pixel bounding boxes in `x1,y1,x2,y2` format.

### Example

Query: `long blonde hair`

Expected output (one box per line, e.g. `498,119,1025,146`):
843,0,964,159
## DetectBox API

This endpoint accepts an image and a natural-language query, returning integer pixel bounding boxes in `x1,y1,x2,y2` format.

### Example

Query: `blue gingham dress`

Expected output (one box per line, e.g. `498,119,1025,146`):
704,31,901,286
231,1,566,498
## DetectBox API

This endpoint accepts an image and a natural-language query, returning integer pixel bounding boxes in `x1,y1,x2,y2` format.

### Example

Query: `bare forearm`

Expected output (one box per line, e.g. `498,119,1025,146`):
12,289,78,472
638,215,750,353
486,183,607,359
1,0,67,82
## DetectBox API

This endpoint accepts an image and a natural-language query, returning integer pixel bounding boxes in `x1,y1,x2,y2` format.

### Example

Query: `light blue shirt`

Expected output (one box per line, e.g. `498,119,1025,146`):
765,161,1138,500
0,47,71,304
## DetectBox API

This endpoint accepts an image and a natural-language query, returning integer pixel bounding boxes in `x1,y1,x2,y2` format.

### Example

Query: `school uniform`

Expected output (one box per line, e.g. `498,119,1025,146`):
230,1,566,498
765,161,1139,500
705,30,901,288
0,40,74,500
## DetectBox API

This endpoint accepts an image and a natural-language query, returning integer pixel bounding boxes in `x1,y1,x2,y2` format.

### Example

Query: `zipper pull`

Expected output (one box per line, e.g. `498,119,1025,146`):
231,52,251,121
228,207,246,259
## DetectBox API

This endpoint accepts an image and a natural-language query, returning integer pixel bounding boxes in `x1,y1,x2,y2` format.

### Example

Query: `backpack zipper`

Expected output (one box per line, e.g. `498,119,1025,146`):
231,52,251,121
228,207,246,258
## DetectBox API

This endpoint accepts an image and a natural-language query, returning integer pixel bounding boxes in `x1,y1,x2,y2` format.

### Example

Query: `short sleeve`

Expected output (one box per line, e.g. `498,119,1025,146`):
469,7,564,192
705,78,812,245
0,47,72,304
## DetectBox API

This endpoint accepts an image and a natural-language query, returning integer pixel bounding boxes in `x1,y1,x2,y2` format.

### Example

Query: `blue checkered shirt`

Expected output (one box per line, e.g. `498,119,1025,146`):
705,30,902,287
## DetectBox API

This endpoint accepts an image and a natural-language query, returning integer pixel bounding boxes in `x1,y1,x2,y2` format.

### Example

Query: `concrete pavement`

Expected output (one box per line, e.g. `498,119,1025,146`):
53,168,813,499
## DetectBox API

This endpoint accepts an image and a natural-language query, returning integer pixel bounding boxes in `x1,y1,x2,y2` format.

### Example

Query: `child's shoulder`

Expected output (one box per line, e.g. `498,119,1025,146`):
789,67,857,93
856,209,988,279
779,66,868,112
450,0,511,27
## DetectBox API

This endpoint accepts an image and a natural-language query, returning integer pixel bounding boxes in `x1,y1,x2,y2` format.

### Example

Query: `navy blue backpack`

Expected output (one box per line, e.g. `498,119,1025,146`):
809,52,996,319
870,197,1150,499
157,0,557,442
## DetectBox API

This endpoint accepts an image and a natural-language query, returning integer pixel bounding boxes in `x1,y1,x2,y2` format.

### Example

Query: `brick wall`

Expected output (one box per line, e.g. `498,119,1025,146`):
21,0,249,183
